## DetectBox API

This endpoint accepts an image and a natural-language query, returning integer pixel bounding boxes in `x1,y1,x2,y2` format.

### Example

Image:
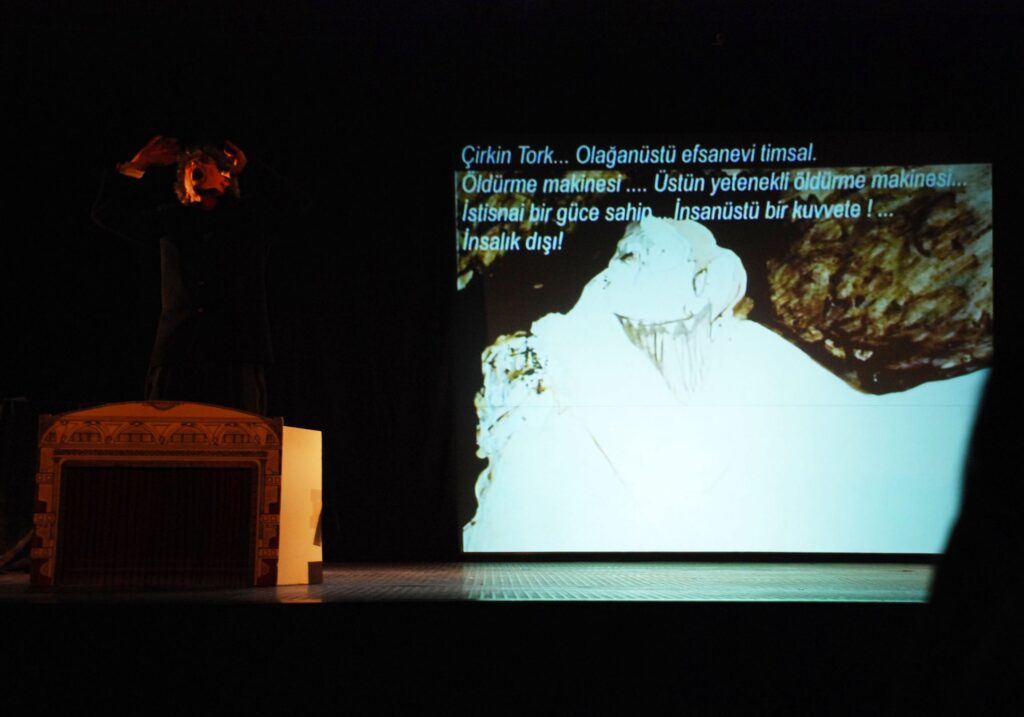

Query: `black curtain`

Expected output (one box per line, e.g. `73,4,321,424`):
1,1,1019,561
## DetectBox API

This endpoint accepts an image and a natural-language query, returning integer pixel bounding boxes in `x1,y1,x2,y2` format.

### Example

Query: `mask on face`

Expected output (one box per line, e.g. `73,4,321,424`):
174,145,240,208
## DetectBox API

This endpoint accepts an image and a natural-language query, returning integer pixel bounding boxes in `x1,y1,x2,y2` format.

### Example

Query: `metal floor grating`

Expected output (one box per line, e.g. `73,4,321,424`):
0,562,932,603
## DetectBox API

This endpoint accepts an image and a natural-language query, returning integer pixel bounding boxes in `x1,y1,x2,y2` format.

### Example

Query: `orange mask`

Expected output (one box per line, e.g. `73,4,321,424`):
182,156,234,207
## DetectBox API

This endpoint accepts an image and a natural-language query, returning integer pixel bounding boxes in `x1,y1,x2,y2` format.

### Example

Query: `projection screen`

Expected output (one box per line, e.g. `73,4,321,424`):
453,134,992,554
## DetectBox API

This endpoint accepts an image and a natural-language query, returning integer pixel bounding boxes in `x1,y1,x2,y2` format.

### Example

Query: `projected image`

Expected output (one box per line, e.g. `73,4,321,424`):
454,144,992,553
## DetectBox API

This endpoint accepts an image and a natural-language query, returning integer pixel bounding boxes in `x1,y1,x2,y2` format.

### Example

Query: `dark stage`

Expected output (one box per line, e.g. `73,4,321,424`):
1,561,951,714
2,2,1021,713
0,561,932,603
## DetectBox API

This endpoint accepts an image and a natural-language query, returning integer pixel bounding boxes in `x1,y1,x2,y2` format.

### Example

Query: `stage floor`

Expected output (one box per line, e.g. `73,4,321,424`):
0,561,932,602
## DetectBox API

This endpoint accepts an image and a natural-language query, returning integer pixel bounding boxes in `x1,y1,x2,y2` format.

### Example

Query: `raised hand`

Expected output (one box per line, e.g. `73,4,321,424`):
222,140,247,174
119,135,180,173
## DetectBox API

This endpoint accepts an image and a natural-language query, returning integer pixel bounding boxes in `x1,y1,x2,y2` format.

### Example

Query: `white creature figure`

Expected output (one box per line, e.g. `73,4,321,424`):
464,217,987,553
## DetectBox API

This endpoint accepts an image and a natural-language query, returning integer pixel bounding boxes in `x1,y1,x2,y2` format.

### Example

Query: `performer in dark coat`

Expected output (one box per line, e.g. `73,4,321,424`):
92,135,302,415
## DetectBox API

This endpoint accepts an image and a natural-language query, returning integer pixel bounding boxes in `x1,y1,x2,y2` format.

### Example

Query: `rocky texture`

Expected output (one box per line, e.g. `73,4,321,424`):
767,165,992,393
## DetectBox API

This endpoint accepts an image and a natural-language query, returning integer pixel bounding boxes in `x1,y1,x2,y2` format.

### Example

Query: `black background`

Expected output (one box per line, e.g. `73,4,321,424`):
3,3,1021,713
2,0,1019,561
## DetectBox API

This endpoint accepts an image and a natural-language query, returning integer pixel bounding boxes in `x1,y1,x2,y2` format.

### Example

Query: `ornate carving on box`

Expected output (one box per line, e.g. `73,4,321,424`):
32,401,285,588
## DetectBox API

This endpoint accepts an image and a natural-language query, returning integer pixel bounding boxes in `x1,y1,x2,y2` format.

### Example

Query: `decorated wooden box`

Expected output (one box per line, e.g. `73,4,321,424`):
31,402,322,588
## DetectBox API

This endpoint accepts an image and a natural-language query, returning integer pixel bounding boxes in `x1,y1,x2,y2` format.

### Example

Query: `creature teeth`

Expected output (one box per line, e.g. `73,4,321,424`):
617,303,714,396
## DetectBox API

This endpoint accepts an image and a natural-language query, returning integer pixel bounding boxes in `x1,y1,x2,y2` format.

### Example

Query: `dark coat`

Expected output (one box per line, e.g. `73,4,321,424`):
91,162,300,368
